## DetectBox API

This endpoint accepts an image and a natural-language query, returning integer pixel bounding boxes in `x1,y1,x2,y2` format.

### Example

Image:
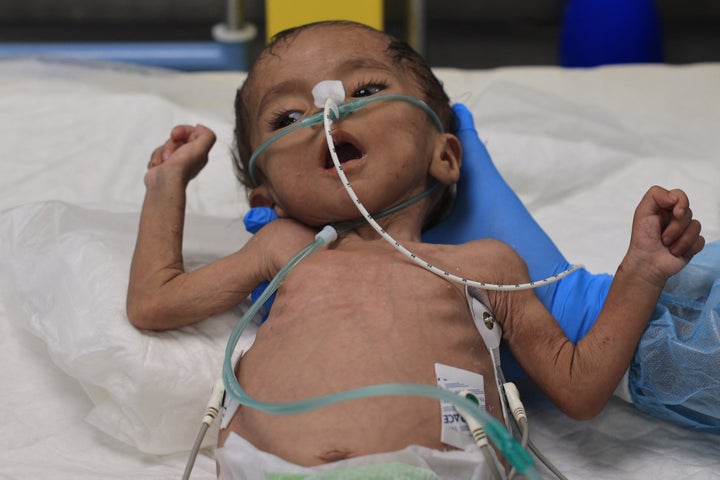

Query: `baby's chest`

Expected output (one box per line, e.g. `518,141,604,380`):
272,264,475,354
283,252,463,309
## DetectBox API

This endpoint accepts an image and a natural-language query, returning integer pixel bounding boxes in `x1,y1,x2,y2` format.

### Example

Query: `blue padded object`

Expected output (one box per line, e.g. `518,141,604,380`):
244,206,279,234
244,207,279,323
423,104,612,377
250,281,274,324
629,241,720,432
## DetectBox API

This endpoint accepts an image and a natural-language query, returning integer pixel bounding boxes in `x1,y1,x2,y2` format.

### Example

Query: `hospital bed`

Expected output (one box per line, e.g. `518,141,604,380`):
0,57,718,479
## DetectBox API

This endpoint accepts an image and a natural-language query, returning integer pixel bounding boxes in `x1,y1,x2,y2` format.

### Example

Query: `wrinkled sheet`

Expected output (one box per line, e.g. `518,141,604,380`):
1,58,718,479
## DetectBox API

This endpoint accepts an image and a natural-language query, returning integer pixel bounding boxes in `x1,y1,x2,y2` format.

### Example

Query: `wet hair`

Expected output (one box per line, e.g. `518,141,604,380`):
232,21,457,229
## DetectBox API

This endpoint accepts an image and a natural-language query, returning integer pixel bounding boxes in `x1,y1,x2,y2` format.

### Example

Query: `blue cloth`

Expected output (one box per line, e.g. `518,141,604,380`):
629,241,720,432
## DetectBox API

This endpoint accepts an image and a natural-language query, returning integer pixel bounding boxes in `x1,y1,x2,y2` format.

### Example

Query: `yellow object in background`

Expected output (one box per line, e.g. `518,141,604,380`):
265,0,384,42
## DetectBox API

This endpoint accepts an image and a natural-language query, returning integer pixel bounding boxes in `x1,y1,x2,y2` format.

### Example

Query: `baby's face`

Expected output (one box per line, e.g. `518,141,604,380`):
245,25,446,226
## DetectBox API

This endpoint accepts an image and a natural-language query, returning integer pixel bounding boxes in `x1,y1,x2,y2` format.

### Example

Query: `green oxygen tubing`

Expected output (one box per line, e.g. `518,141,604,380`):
220,224,537,477
216,88,580,478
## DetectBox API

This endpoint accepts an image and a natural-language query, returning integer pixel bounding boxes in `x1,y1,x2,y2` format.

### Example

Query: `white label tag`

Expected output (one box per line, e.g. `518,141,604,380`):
435,363,486,450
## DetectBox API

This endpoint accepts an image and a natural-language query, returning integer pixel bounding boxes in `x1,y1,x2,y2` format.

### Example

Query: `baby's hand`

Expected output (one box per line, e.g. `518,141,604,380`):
628,186,704,286
145,125,216,187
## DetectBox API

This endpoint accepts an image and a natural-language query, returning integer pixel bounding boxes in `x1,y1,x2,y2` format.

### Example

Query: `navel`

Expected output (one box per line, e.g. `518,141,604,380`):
316,448,355,463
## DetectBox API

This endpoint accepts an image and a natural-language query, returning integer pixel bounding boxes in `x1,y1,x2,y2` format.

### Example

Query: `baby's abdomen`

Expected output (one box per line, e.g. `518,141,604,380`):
219,276,502,466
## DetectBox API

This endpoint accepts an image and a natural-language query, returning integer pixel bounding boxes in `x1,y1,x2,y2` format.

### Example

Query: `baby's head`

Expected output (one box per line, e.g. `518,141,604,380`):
233,21,460,228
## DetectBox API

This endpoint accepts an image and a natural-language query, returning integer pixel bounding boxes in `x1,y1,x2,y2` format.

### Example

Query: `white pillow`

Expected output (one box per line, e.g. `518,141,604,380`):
0,201,257,454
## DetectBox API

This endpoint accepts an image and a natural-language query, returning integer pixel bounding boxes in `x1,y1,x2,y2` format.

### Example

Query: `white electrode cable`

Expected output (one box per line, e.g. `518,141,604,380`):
504,382,529,480
499,376,568,480
182,380,225,480
322,98,583,291
457,390,503,480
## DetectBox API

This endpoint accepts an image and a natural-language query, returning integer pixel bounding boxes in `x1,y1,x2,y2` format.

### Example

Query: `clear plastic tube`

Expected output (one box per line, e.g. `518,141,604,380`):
220,93,567,478
220,233,536,473
220,228,539,475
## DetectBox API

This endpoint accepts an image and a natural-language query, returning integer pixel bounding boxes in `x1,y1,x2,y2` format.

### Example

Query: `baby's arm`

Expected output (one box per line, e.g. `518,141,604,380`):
500,186,704,418
127,125,266,330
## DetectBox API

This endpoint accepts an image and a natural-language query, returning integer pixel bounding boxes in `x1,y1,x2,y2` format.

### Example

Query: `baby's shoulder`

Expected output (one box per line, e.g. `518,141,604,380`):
424,238,530,283
254,217,316,241
451,238,525,265
248,218,318,262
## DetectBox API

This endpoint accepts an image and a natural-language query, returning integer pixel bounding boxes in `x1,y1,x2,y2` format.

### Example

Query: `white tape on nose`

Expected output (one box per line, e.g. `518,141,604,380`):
312,80,345,108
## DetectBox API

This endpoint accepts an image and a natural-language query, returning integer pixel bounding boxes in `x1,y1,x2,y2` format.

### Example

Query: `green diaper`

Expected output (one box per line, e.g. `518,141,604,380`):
267,462,441,480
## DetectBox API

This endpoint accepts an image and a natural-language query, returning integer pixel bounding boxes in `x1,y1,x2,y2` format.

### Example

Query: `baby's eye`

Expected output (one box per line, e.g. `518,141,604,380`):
270,110,303,130
352,82,386,98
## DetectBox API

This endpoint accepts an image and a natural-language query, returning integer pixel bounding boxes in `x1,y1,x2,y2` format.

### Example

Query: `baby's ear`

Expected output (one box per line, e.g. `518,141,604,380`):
428,133,462,185
249,185,289,218
249,184,273,208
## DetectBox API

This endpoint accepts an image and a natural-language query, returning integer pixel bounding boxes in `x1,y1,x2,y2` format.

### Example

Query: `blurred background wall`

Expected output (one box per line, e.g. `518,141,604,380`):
1,0,718,69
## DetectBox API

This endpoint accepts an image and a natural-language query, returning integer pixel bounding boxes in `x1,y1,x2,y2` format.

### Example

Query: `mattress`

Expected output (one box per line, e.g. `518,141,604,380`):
1,57,718,479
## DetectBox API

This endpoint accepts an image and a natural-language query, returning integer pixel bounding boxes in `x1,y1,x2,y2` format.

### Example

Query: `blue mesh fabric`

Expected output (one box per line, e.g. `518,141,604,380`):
629,241,720,432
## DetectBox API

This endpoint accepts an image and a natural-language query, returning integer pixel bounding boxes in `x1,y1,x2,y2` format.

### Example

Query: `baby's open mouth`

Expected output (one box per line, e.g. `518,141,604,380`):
325,142,363,169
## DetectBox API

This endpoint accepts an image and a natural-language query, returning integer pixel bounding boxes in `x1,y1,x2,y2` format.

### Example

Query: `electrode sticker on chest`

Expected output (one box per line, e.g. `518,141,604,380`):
435,363,486,450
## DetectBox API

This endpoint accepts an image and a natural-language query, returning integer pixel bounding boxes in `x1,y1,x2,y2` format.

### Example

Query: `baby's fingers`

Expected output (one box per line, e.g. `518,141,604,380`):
163,125,195,159
660,188,704,258
148,145,166,169
658,189,691,244
184,124,217,153
147,127,190,168
667,219,704,259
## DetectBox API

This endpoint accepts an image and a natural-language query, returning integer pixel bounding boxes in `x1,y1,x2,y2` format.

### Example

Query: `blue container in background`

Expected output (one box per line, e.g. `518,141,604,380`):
560,0,664,67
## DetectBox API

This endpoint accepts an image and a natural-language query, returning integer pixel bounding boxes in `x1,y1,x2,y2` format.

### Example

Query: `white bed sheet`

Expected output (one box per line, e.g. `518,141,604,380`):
0,58,718,479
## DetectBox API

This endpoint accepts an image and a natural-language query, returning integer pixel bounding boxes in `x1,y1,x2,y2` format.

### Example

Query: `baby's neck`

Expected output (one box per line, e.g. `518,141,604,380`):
334,217,422,244
328,203,426,243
